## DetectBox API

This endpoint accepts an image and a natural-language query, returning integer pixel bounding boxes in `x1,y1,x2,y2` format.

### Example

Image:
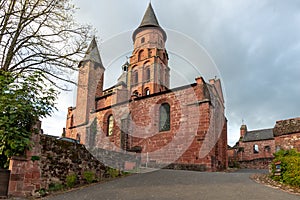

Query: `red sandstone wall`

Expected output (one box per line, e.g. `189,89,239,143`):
96,93,116,109
8,133,43,197
275,132,300,151
86,82,227,171
238,139,275,161
8,133,108,198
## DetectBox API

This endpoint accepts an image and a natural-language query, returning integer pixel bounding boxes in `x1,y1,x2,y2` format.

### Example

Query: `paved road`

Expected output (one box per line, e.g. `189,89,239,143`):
44,169,299,200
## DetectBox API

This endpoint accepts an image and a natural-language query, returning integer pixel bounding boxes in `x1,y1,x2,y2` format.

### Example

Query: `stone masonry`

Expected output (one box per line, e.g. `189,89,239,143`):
65,3,228,172
8,132,109,197
230,117,300,169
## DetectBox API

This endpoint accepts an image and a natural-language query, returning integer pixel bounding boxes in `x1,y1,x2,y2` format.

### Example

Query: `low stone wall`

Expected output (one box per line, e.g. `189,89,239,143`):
163,163,207,171
8,134,109,197
40,135,107,187
275,133,300,151
239,158,273,169
88,147,140,170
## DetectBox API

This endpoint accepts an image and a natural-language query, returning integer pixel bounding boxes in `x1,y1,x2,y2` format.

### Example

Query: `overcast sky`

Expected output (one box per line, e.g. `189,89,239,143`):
42,0,300,146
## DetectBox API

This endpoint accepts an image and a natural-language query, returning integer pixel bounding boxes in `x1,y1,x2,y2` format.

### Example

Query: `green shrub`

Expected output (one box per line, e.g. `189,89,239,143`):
83,171,95,183
31,155,40,161
66,173,77,188
48,183,64,191
271,149,300,187
107,167,120,178
121,171,131,175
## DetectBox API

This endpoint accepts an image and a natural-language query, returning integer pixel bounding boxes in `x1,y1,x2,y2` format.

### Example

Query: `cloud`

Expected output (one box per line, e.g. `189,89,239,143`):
42,0,300,146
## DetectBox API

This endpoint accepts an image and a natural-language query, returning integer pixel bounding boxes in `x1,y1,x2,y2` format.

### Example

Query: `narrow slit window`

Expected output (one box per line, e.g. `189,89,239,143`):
107,115,114,136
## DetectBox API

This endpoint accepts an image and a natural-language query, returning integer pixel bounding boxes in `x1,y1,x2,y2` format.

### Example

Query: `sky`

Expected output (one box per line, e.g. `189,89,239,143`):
42,0,300,146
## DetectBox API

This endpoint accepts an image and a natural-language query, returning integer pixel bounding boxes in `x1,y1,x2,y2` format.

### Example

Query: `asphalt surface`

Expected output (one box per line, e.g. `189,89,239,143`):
44,169,299,200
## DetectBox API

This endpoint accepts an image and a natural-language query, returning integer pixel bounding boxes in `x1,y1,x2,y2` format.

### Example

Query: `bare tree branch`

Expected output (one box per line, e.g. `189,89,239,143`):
0,0,93,89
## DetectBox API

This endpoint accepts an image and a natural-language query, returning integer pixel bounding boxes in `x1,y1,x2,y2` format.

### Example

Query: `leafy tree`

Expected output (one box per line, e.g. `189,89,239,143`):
0,0,93,89
0,71,58,168
271,149,300,187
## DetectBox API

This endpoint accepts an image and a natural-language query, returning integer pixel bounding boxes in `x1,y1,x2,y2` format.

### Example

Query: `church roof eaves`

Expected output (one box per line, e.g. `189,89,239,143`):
94,82,213,113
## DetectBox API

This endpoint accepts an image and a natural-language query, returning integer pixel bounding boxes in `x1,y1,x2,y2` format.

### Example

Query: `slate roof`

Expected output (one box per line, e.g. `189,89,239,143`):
139,3,160,28
242,128,274,142
132,3,167,41
82,37,103,65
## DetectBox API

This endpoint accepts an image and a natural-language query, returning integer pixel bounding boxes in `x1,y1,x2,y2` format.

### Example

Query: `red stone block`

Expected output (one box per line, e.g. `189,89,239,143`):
24,173,33,179
23,185,34,192
16,182,24,190
10,174,24,181
8,181,17,192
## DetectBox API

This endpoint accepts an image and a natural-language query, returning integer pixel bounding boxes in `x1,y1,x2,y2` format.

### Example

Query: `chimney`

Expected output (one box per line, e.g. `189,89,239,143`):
240,124,247,138
195,77,204,84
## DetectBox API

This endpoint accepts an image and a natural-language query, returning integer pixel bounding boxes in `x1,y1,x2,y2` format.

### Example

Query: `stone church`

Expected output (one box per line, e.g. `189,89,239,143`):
65,3,227,171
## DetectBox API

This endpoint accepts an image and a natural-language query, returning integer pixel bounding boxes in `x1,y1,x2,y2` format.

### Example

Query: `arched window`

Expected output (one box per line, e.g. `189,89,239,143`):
145,88,150,96
264,145,271,153
132,70,138,85
107,115,114,136
253,144,259,154
138,50,144,61
148,49,152,58
141,37,145,43
133,90,139,96
159,103,170,132
146,67,150,81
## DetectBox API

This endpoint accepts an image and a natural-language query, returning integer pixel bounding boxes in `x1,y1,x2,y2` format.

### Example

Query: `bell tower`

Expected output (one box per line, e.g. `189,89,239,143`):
128,3,170,97
74,37,105,126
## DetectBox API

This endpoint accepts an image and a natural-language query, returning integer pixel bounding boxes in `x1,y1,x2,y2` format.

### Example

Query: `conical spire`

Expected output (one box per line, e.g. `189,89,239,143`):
82,36,103,65
139,3,160,28
132,3,166,42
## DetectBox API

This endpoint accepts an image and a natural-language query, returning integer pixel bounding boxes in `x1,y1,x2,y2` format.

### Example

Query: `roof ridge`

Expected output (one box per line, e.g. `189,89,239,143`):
247,128,273,133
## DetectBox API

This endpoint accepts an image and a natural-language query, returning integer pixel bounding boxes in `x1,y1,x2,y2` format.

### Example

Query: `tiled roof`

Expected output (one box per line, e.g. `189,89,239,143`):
243,128,274,142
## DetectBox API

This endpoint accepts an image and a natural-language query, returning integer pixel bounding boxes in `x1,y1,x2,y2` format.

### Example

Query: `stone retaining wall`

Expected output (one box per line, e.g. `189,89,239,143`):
239,158,273,169
40,135,107,187
8,133,109,197
88,147,140,170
